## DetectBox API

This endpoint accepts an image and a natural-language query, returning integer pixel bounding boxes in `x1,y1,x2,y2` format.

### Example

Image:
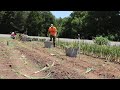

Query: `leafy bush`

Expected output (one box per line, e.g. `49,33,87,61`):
94,36,109,45
107,35,115,41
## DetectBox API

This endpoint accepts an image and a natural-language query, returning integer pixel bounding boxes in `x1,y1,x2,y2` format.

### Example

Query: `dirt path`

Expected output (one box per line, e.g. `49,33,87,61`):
1,38,120,79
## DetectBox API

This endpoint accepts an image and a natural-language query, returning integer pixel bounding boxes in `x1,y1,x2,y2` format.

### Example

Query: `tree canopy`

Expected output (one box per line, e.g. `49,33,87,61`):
0,11,120,41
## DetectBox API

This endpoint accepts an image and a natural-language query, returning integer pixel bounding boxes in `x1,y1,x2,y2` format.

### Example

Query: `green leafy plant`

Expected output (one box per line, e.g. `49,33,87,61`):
65,41,79,49
94,36,109,45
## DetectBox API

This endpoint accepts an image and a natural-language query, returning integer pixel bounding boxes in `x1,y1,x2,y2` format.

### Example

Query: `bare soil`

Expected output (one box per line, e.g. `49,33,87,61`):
0,38,120,79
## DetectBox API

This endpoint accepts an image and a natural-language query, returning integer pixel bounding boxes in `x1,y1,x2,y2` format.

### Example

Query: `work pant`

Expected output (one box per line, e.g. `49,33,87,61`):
50,35,56,47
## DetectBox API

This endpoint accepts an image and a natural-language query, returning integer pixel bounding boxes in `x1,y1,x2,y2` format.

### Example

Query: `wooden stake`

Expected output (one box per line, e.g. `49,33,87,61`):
78,34,80,60
7,41,9,46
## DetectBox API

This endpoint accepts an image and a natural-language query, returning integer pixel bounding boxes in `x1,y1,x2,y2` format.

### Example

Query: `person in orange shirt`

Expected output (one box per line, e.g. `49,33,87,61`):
48,24,57,47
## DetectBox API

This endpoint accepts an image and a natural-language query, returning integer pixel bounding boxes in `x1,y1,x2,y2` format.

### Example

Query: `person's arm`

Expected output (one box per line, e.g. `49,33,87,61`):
55,27,57,37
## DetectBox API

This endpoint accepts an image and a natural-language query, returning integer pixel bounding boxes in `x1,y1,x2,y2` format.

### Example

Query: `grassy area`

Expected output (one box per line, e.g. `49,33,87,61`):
56,40,120,63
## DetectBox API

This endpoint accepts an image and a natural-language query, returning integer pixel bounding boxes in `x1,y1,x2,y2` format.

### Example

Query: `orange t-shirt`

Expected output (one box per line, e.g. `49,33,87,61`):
48,26,57,36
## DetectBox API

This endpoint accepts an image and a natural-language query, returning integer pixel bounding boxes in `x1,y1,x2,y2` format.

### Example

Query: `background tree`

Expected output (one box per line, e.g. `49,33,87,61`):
26,11,43,36
1,11,16,34
40,11,56,37
0,11,120,41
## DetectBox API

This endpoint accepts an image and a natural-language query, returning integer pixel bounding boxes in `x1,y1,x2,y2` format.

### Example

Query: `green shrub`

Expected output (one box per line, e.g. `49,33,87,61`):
106,34,115,41
94,36,109,45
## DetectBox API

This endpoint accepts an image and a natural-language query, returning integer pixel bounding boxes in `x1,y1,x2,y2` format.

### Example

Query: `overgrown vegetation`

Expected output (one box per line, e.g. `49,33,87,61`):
56,40,120,63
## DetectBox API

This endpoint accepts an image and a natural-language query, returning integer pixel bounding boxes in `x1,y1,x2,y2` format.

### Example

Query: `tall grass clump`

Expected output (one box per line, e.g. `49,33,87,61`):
80,42,120,63
56,40,120,63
